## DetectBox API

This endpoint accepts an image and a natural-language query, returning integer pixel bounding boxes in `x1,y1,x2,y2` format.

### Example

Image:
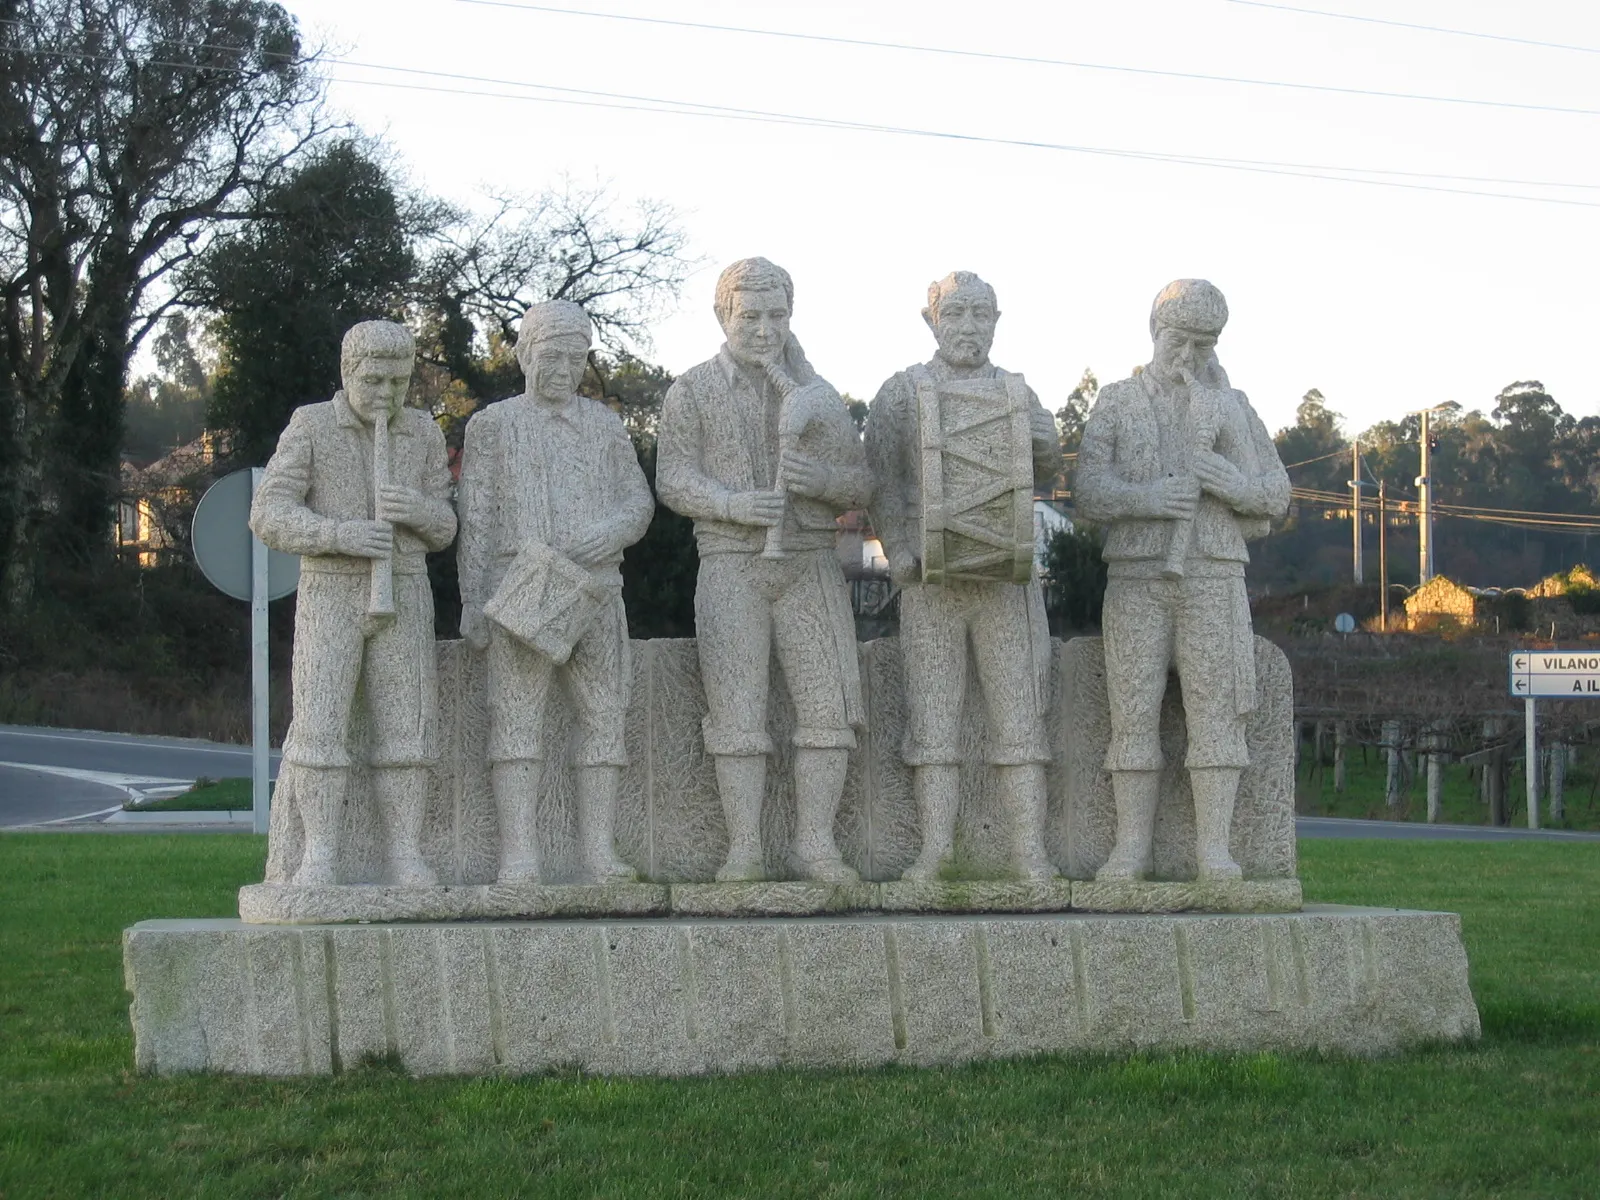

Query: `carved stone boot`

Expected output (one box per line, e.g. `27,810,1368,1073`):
576,765,637,885
492,760,542,883
1001,763,1057,881
714,754,767,882
901,764,959,882
790,748,858,884
291,765,345,886
1096,769,1160,881
375,766,437,888
1191,766,1243,880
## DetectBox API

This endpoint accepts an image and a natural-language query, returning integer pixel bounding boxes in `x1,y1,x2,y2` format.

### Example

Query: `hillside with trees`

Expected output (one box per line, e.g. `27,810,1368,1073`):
1254,382,1600,593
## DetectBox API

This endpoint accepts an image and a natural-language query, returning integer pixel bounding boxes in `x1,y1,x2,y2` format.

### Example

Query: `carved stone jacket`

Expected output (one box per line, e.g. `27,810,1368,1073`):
1075,370,1289,573
657,345,869,556
249,393,456,575
456,391,653,614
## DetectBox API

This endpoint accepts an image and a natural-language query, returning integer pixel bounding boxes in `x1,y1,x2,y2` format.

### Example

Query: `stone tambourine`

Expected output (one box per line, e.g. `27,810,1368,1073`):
484,539,606,664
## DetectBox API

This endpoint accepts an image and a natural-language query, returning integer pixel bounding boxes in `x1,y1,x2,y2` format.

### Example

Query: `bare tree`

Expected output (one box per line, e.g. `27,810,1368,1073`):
421,185,696,402
0,0,330,609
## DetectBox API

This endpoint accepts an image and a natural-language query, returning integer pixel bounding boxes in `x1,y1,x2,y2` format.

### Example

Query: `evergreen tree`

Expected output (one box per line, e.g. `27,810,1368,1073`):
198,140,438,464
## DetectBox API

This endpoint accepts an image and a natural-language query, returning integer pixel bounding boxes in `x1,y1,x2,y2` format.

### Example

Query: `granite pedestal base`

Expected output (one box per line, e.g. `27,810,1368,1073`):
237,877,1302,924
125,906,1476,1077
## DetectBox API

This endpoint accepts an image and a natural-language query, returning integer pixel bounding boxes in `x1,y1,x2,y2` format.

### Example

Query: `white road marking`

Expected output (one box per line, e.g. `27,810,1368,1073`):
0,729,272,757
0,761,191,790
30,804,129,826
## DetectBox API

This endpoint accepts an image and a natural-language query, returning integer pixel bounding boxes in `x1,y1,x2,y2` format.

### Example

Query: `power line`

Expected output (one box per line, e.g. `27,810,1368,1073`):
1291,486,1600,533
328,56,1600,187
1224,1,1600,56
1435,499,1600,520
453,0,1600,121
9,24,1600,207
1283,447,1351,469
1446,511,1600,533
319,74,1600,210
294,56,1600,193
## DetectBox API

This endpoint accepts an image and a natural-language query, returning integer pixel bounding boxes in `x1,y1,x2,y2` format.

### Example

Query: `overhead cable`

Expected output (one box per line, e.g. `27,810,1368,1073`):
7,25,1599,208
322,75,1600,209
1283,447,1353,469
452,0,1600,120
1223,1,1600,56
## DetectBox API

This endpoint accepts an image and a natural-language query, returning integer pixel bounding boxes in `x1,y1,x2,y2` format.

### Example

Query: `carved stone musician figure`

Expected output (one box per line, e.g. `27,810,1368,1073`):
457,300,653,885
657,257,870,883
250,320,457,886
865,271,1060,881
1075,279,1290,881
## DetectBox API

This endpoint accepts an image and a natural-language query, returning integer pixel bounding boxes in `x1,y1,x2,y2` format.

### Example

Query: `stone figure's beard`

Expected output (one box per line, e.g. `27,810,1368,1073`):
940,340,989,368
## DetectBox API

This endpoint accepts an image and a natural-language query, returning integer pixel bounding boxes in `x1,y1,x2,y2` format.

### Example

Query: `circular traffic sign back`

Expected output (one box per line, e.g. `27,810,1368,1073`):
192,469,300,601
1334,612,1357,634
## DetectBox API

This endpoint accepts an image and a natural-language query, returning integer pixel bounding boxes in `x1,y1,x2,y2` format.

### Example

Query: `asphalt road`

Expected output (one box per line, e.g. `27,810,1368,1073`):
0,763,129,827
0,724,279,828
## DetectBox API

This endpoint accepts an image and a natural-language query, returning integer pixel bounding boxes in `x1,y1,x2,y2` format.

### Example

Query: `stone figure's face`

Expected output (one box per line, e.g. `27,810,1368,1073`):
1151,326,1219,388
345,354,413,424
925,286,998,369
720,287,790,369
523,334,590,404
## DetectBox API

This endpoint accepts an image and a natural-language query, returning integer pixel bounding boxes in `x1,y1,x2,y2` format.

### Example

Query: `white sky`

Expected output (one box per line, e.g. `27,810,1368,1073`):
280,0,1600,436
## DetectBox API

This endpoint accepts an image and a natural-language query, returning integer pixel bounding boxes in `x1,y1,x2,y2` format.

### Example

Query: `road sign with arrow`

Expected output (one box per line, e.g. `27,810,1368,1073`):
1508,651,1600,698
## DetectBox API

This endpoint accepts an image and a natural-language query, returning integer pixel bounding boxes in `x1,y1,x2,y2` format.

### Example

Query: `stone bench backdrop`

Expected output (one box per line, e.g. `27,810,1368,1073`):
265,636,1295,886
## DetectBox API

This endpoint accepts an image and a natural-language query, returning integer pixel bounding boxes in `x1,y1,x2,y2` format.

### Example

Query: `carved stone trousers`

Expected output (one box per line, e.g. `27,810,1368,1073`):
899,578,1052,767
485,589,630,767
693,549,862,757
282,570,438,769
1101,573,1254,773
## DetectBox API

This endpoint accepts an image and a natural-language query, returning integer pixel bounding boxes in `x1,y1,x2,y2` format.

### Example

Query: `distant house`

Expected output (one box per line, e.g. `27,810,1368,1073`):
1529,564,1600,599
116,433,228,567
1402,576,1477,630
1523,564,1600,635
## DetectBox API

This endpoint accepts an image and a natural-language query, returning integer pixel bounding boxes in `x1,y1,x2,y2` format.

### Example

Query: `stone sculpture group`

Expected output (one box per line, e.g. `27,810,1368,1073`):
127,262,1482,1080
248,262,1290,903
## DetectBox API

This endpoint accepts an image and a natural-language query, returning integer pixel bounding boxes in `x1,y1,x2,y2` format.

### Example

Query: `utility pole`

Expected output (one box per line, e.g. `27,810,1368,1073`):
1378,479,1389,631
1349,440,1363,584
1416,410,1435,584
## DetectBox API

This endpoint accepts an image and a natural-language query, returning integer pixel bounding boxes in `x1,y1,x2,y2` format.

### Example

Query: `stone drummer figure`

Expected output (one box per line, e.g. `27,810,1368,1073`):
865,271,1061,881
1075,280,1290,881
657,257,870,883
250,320,457,886
457,300,653,885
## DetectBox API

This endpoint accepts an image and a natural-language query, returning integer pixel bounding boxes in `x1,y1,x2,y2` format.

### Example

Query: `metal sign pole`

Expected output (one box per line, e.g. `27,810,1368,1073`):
250,468,270,835
1524,696,1539,831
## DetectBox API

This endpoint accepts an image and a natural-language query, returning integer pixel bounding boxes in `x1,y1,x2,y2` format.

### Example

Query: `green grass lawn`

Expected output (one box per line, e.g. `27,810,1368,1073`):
2,835,1597,1199
131,777,264,812
1298,746,1600,832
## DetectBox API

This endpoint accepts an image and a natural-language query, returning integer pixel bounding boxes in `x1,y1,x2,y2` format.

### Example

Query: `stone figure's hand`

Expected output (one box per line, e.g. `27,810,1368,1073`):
460,604,489,652
1194,452,1251,508
566,527,616,568
1147,476,1199,521
889,550,922,587
1177,351,1226,391
376,484,430,531
725,490,784,527
779,450,831,499
336,520,392,559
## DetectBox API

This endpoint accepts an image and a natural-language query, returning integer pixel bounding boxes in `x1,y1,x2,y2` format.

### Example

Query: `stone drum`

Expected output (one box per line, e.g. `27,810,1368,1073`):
917,372,1037,585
